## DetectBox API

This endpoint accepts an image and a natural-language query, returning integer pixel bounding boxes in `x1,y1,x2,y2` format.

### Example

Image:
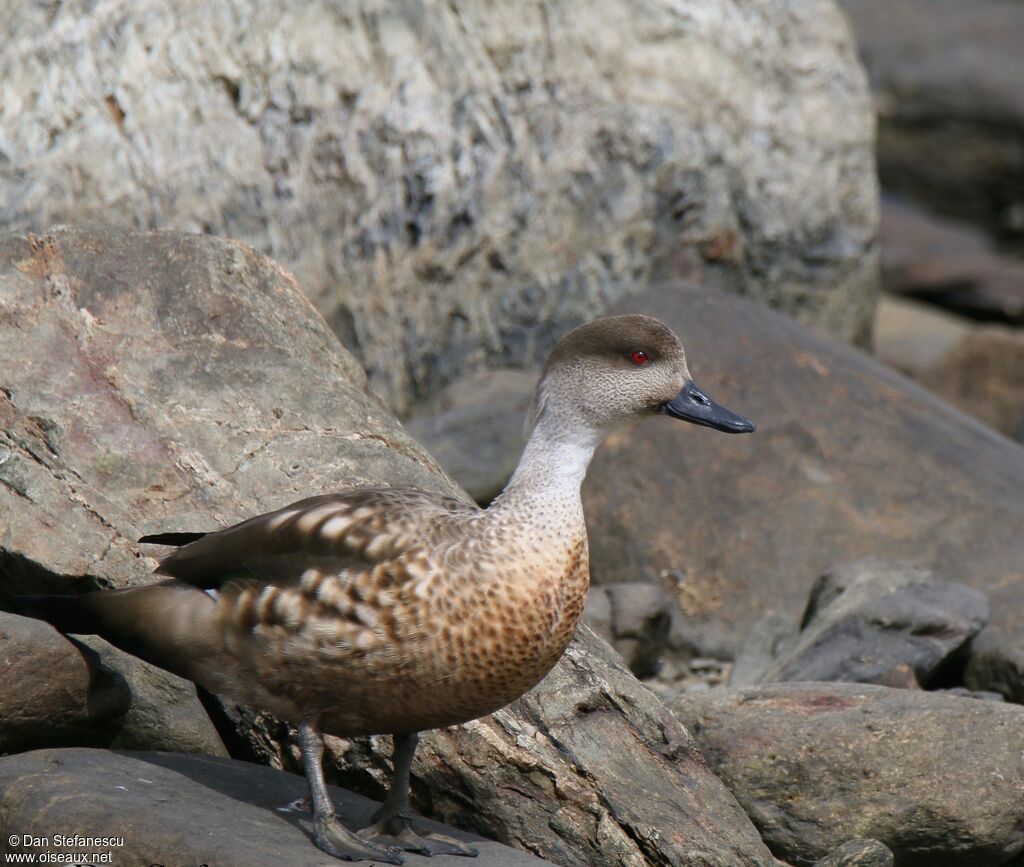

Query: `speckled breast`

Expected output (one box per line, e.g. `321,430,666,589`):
316,537,591,736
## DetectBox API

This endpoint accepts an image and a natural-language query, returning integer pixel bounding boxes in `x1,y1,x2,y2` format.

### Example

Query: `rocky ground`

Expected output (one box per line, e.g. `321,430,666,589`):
1,2,1023,867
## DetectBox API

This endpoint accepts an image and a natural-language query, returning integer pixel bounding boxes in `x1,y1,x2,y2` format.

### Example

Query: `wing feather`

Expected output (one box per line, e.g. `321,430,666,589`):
150,489,474,589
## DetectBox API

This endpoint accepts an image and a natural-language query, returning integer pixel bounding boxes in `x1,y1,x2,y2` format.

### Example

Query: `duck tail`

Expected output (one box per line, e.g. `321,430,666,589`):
138,531,208,546
14,583,221,687
15,593,104,635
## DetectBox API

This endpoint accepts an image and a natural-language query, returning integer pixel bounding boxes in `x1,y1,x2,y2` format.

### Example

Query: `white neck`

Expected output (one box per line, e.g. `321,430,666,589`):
490,414,602,508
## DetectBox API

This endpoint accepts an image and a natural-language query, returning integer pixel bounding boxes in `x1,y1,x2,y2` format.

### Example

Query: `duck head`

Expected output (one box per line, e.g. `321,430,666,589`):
530,314,755,437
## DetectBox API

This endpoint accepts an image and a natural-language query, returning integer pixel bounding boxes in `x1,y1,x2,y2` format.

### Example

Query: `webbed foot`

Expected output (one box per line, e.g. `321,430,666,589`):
360,810,479,858
314,814,406,864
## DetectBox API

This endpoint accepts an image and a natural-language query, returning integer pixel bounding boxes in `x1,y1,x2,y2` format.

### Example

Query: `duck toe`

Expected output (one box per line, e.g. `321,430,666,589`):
360,813,478,858
313,814,406,863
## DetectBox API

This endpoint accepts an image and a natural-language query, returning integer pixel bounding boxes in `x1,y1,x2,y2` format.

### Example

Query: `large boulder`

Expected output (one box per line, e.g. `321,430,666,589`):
0,749,551,867
838,0,1024,240
673,683,1024,866
76,636,228,755
757,560,989,687
0,613,129,753
581,283,1024,695
0,0,879,411
0,226,777,866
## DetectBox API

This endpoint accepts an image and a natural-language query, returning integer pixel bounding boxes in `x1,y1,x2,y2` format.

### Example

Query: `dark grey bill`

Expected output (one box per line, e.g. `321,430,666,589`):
659,380,755,434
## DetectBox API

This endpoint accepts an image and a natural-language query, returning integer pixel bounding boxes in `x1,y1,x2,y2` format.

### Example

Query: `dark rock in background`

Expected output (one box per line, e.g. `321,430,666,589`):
0,749,548,867
879,199,1024,324
0,226,777,866
579,283,1024,703
406,369,536,504
839,0,1024,243
0,613,129,753
674,682,1024,866
758,559,988,687
582,582,673,678
729,614,800,688
0,0,879,412
965,632,1024,705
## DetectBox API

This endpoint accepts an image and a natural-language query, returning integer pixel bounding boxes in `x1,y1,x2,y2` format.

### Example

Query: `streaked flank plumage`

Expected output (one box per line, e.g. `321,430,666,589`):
21,314,754,863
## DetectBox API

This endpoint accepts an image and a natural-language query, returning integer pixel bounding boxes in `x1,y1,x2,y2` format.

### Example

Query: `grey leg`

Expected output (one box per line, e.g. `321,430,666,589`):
359,732,478,858
299,721,405,864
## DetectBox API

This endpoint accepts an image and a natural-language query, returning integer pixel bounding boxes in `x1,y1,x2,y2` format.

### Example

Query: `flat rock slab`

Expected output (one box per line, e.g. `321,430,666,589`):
674,683,1024,866
0,225,452,598
0,748,551,867
584,283,1024,695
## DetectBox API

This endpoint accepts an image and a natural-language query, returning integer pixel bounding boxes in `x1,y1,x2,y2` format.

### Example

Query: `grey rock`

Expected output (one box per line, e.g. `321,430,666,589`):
873,295,973,375
605,582,673,678
729,614,799,688
965,629,1024,704
405,369,536,503
0,0,879,412
758,559,989,686
839,0,1024,239
581,587,615,647
580,283,1024,702
0,227,776,866
814,839,894,867
77,636,228,756
674,682,1024,866
0,613,129,753
0,748,551,867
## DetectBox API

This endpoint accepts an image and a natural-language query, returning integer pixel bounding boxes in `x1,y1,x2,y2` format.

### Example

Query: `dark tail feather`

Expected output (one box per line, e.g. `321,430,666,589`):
138,531,208,546
15,594,103,635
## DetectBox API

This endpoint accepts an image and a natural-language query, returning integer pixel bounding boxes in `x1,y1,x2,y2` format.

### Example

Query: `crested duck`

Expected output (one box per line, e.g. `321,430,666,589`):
23,314,754,863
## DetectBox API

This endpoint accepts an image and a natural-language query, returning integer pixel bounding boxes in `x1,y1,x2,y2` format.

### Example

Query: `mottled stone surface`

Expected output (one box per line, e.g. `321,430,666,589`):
0,613,129,753
582,582,674,677
674,683,1024,866
581,284,1024,698
0,227,775,866
0,749,550,867
814,839,894,867
0,0,879,411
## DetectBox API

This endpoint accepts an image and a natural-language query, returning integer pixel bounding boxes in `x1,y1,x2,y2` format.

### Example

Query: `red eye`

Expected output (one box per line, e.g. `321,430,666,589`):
630,350,649,366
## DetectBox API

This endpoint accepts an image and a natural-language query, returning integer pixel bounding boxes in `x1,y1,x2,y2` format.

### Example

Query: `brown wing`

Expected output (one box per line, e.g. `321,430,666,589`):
148,488,476,589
